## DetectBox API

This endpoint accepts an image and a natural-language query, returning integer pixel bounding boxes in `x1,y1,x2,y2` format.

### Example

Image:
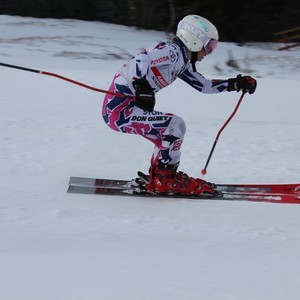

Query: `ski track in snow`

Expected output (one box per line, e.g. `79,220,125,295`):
1,15,300,300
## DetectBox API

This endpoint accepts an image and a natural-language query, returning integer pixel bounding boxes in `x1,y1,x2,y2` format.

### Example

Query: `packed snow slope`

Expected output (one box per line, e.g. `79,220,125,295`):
1,15,300,300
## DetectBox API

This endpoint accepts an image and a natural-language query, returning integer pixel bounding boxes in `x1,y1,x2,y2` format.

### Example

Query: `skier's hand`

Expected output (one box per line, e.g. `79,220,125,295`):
227,74,257,94
132,76,155,111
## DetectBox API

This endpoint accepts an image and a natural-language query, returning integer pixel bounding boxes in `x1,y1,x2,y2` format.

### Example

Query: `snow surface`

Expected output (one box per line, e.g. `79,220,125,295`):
1,15,300,300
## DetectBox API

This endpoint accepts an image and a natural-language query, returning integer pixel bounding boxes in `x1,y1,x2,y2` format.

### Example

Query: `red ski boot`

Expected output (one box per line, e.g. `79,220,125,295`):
146,162,215,196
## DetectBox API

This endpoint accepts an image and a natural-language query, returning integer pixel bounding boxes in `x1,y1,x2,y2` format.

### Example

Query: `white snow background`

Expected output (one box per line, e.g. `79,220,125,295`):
1,15,300,300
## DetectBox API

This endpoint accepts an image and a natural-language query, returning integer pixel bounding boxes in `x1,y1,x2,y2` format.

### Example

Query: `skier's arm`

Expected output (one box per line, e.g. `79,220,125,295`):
179,64,228,93
132,51,151,80
179,64,257,94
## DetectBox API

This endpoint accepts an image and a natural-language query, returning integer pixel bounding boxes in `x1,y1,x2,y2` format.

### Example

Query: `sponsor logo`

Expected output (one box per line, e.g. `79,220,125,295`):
294,186,300,195
131,115,169,122
151,67,169,87
171,140,182,151
151,56,170,65
169,50,176,62
151,75,161,88
198,21,209,32
178,20,209,39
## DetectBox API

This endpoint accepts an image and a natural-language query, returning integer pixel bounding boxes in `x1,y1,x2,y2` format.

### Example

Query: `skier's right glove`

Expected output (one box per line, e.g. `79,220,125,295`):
227,74,257,94
132,76,155,112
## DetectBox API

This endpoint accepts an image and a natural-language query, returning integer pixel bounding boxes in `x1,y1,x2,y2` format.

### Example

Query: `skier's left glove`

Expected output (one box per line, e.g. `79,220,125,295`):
227,74,257,94
132,76,155,112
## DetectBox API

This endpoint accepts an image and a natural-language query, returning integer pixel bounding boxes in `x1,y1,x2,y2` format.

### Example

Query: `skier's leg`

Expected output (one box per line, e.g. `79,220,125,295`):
119,108,186,167
102,75,214,195
149,114,186,167
102,75,185,166
102,73,135,132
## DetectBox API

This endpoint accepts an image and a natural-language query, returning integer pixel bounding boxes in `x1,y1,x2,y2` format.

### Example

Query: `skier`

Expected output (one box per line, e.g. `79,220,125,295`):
102,14,257,196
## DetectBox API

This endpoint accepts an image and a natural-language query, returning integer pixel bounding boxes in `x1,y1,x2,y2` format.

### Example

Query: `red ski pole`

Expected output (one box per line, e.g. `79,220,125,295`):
0,62,132,99
201,92,246,175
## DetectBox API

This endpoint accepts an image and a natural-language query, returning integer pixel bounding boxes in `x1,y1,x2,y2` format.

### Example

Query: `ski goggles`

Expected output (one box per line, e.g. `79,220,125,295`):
203,38,218,55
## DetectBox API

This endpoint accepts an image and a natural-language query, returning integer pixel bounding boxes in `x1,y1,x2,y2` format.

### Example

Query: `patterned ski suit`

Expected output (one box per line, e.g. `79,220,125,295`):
102,39,229,167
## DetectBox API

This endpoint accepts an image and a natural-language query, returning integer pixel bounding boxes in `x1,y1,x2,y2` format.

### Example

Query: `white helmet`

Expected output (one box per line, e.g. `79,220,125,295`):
176,15,219,52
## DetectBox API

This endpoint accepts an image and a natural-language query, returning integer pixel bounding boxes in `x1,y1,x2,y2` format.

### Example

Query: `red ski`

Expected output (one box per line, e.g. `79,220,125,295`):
67,176,300,204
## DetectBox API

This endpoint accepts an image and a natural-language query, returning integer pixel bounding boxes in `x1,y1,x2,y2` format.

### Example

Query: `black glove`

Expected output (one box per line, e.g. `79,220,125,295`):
227,74,257,94
132,76,155,112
